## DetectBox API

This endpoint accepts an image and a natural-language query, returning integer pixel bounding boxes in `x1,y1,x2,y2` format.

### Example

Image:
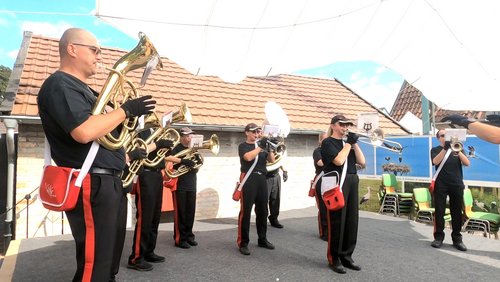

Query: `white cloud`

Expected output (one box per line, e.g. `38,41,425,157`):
21,21,73,39
347,74,400,111
8,49,19,61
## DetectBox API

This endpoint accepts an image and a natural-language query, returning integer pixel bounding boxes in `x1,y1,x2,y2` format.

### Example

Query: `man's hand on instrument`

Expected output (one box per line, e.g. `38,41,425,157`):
282,170,288,182
443,141,451,151
441,114,475,129
128,148,147,161
121,95,156,118
155,139,174,149
257,137,269,150
346,132,359,145
180,158,196,168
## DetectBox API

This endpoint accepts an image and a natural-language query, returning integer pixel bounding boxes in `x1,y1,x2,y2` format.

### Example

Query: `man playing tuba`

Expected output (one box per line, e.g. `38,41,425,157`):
165,127,199,249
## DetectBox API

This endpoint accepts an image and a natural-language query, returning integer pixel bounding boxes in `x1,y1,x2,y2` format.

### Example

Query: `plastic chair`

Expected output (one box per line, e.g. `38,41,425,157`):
462,188,500,238
413,187,451,224
379,173,413,218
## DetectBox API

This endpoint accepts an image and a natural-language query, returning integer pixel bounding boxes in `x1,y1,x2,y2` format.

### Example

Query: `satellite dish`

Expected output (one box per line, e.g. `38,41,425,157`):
264,101,290,137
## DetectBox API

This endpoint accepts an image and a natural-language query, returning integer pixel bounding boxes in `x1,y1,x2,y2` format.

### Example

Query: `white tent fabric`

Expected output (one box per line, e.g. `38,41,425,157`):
95,0,500,111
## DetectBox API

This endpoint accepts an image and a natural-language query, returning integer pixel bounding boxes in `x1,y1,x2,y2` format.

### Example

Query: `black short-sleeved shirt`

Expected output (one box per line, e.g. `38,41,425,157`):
138,128,165,170
171,143,197,191
430,146,465,186
37,71,125,169
313,146,323,175
239,142,268,173
320,137,357,175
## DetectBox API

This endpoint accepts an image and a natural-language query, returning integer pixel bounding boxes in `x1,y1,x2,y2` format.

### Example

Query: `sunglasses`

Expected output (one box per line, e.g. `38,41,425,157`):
72,43,102,55
249,130,262,134
439,134,445,138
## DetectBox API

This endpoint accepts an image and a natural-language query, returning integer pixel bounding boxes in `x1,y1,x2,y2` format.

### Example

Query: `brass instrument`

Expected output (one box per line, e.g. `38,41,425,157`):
166,134,219,178
450,136,463,152
122,131,148,187
263,101,290,172
92,32,163,150
266,137,287,172
348,128,403,153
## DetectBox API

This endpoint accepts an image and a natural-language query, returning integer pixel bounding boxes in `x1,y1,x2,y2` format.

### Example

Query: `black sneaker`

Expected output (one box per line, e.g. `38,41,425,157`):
270,220,284,228
145,253,166,263
453,241,467,252
187,240,198,246
127,260,153,271
239,246,250,255
176,241,191,249
431,240,443,248
258,239,275,249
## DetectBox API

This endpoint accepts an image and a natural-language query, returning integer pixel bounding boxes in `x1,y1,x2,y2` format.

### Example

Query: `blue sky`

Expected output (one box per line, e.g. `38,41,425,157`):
0,0,403,111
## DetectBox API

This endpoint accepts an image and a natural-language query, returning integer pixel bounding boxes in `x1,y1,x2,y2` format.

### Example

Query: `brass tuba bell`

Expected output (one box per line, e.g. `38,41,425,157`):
92,32,163,150
166,134,219,178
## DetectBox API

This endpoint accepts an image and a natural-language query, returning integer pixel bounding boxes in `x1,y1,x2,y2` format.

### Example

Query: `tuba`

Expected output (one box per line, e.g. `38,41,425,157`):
122,112,181,187
92,32,163,150
263,101,290,172
166,134,219,178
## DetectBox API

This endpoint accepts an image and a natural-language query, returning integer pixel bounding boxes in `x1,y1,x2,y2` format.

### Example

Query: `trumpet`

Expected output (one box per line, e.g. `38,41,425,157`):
347,128,403,153
450,136,463,152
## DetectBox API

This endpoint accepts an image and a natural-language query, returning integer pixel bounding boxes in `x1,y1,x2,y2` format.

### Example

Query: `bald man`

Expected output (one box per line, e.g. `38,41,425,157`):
38,28,156,281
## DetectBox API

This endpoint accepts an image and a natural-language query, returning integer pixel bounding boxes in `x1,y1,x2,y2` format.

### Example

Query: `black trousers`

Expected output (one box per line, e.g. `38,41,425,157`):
173,190,197,244
237,172,269,247
65,174,123,282
327,174,359,266
315,177,328,237
433,183,464,242
266,173,281,221
129,170,164,263
111,190,128,279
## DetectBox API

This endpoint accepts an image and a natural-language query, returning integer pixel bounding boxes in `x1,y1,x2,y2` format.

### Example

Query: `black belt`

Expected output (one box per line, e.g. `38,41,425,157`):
90,167,122,178
143,168,162,172
252,170,265,175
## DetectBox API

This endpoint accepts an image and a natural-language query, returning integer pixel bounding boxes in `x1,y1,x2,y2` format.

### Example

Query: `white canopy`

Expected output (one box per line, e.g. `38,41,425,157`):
95,0,500,111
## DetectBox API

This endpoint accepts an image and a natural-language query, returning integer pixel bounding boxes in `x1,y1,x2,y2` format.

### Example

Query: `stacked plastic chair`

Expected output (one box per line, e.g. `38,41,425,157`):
462,188,500,239
378,173,413,218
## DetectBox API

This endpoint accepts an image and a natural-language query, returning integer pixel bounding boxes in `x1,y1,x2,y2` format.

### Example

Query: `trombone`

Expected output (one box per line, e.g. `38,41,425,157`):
347,128,403,154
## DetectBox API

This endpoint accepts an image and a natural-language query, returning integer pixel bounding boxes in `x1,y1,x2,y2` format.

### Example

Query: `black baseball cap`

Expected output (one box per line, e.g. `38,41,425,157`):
244,123,262,132
331,114,354,125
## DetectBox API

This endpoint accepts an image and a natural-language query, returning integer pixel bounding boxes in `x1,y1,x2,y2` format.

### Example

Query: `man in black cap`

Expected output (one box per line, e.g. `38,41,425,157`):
321,114,365,274
165,127,199,249
237,123,276,255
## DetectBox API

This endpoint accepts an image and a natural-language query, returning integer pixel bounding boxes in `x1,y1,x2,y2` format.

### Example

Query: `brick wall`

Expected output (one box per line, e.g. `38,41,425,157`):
14,125,321,237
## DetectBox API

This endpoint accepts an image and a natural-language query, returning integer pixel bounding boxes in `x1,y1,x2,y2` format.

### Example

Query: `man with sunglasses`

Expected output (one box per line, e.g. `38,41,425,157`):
237,123,276,255
37,28,156,281
430,129,470,251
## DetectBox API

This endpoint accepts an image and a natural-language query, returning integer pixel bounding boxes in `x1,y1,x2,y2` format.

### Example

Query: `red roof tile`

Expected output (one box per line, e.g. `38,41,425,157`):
9,33,409,135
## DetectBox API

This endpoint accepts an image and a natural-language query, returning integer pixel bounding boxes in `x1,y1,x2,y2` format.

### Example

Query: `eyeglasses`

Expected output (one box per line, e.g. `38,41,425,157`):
71,43,102,55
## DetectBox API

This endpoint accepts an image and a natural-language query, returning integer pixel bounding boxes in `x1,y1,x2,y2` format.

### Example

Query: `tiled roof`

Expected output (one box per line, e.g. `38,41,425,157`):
390,81,486,122
10,33,409,135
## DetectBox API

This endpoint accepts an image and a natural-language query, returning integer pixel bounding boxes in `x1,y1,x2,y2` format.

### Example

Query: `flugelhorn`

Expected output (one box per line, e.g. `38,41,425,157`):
92,32,162,150
166,134,219,178
347,128,403,153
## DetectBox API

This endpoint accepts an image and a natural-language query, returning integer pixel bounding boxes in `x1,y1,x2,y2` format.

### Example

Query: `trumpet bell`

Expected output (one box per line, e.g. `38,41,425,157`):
172,102,192,124
200,134,219,155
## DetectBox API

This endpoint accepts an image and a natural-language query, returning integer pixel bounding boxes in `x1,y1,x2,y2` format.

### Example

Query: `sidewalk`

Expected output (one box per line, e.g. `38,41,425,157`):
1,207,500,281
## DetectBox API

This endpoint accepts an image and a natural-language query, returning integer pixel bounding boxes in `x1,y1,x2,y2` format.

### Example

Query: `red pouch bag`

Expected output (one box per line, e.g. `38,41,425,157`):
39,165,89,212
429,180,435,194
308,180,316,197
232,173,245,201
162,163,178,191
322,185,345,211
